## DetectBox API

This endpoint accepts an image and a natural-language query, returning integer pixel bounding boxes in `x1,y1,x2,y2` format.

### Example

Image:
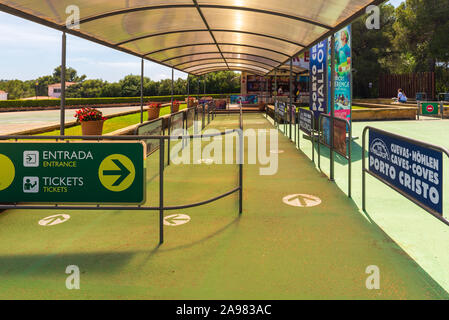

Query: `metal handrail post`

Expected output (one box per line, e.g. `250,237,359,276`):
159,138,165,244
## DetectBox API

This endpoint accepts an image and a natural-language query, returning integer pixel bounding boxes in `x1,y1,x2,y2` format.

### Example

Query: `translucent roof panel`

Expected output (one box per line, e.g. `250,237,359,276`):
213,31,300,58
166,53,224,66
184,63,228,73
82,8,205,44
0,0,379,74
222,53,280,68
227,63,270,73
0,0,193,24
201,8,328,49
196,67,265,76
176,59,226,69
198,0,373,28
219,45,286,64
225,59,276,70
147,45,219,62
122,31,214,56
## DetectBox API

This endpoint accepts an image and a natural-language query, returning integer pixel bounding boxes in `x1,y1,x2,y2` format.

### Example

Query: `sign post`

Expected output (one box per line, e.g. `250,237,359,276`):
0,142,145,204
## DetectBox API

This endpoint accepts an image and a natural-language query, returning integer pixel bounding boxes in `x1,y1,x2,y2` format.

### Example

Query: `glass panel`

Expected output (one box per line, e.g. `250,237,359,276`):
214,31,299,57
122,31,214,56
222,53,281,68
3,0,195,24
167,53,224,65
202,7,328,48
147,45,219,61
82,8,204,44
198,0,371,27
219,44,287,63
196,67,265,76
227,63,269,73
184,63,228,72
176,59,225,69
225,59,275,70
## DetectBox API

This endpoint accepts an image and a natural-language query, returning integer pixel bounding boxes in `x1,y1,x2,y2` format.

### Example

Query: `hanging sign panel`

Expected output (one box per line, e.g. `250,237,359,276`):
327,25,352,122
309,39,328,119
0,142,145,204
368,130,443,214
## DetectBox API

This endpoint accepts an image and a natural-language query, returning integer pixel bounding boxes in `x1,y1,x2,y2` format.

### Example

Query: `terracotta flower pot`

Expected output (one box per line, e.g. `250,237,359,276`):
171,103,180,114
148,105,160,121
81,120,104,136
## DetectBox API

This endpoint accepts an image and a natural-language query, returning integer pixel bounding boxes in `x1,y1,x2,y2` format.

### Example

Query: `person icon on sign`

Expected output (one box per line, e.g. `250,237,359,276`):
24,178,37,191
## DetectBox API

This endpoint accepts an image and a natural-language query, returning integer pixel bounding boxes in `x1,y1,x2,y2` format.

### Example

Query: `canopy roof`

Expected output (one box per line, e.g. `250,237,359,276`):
0,0,382,76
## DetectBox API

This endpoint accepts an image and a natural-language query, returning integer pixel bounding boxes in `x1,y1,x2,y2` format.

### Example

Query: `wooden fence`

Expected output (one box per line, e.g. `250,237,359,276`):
379,72,435,100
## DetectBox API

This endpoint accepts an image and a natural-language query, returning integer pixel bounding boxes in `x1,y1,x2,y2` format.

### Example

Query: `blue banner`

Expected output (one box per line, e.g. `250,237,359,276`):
309,40,327,119
275,101,286,118
369,130,443,214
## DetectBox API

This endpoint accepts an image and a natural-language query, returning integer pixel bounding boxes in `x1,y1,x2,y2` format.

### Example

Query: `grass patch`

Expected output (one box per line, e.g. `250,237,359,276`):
37,104,187,136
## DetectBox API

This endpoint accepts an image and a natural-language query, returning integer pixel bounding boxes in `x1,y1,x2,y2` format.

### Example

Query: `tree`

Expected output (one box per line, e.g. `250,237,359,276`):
393,0,449,72
66,79,106,98
52,66,87,83
352,3,396,98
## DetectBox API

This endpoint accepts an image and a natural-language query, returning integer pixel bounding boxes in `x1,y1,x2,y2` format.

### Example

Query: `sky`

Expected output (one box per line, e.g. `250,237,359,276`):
0,0,404,82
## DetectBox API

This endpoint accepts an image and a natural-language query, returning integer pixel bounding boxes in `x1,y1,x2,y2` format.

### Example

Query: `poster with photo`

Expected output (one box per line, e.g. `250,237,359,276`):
328,25,352,123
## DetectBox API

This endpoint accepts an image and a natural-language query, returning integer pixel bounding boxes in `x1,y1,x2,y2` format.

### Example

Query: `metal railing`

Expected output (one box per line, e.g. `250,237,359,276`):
362,126,449,227
296,108,315,163
0,108,244,244
318,114,352,197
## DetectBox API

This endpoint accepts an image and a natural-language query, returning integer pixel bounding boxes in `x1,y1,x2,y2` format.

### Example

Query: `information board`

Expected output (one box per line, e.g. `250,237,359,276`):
299,109,314,136
0,142,145,204
369,130,443,214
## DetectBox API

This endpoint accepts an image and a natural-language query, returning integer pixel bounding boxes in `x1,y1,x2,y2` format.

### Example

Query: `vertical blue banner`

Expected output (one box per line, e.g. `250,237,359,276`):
309,40,328,119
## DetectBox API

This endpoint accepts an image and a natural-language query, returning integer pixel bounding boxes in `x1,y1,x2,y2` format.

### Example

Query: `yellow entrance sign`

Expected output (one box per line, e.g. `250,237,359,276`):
0,154,15,191
98,154,136,192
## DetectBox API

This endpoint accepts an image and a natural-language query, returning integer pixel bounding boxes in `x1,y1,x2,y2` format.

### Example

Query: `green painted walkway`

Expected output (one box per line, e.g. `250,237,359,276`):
0,114,447,299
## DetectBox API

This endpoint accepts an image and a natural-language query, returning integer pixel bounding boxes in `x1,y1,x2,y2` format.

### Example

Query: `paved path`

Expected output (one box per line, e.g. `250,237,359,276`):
0,114,446,299
0,106,145,135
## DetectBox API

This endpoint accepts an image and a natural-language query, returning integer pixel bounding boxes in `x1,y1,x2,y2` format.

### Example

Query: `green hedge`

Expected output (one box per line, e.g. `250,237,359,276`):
0,94,237,109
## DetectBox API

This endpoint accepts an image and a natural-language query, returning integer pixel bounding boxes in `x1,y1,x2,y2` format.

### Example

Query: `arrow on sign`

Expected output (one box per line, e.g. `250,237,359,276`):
103,159,131,186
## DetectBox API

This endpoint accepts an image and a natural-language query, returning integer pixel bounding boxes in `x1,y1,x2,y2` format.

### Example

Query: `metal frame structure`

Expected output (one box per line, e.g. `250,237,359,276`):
362,126,449,227
0,1,384,77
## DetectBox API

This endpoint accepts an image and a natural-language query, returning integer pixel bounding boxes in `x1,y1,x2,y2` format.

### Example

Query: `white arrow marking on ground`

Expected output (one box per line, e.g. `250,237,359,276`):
283,194,322,208
38,214,71,226
164,214,191,226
